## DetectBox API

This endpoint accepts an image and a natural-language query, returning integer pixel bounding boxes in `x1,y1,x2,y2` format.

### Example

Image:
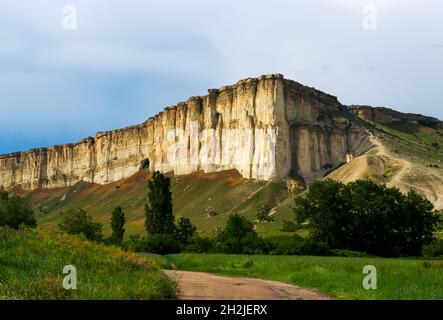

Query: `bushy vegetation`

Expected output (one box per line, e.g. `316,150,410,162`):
422,240,443,257
58,208,103,242
294,179,440,257
213,214,265,254
256,205,273,222
0,228,176,299
279,220,297,232
0,191,36,229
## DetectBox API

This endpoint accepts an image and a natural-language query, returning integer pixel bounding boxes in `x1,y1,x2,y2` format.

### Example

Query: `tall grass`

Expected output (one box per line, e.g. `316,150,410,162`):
0,228,176,300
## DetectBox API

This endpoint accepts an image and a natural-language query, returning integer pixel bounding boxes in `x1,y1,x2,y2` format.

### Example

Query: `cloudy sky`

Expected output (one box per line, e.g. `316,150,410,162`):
0,0,442,154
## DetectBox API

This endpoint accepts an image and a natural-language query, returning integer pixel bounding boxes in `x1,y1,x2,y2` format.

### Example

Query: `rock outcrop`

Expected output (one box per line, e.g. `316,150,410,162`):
0,75,372,190
349,105,442,127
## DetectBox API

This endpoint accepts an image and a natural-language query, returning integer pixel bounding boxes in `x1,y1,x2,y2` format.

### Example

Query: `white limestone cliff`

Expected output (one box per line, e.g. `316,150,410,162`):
0,74,372,190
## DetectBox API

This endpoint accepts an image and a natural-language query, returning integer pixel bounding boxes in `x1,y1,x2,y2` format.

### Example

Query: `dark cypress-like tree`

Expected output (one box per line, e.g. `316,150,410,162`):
110,206,126,245
144,171,176,235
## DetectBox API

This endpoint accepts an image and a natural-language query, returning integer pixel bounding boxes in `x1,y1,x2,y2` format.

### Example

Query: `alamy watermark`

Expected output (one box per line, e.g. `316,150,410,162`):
362,5,377,30
63,265,77,290
362,265,377,290
62,5,78,30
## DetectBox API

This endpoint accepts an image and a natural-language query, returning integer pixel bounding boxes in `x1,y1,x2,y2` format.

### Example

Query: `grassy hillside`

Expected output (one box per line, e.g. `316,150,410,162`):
160,253,443,300
0,228,176,299
330,116,443,210
15,170,297,238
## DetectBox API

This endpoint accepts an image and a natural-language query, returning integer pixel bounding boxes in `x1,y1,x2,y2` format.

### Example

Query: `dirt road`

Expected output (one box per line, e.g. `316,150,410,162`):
164,270,330,300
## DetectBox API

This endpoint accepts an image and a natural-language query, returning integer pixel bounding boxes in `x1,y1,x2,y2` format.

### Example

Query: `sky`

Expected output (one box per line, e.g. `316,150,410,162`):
0,0,442,154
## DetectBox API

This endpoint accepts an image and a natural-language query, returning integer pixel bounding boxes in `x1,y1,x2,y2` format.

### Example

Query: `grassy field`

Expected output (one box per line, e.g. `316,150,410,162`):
157,253,443,300
0,228,176,300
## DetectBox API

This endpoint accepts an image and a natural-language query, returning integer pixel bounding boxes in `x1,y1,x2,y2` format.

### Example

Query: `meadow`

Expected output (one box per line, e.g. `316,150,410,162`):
155,253,443,300
0,228,176,300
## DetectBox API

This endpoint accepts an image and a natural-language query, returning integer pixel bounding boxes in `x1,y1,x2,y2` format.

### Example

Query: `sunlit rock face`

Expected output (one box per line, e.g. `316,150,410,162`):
0,75,371,190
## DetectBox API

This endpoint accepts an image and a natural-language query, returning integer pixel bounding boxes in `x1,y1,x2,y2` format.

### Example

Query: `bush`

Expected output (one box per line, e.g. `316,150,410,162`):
185,235,214,253
266,235,302,255
330,249,371,257
122,234,142,252
256,205,274,223
138,234,181,254
280,220,297,232
295,239,330,256
214,214,266,254
58,208,103,242
422,240,443,257
266,236,329,256
0,191,36,229
174,217,197,244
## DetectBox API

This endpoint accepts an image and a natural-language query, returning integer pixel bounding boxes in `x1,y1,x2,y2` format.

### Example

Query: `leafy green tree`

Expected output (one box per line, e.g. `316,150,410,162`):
110,206,126,245
144,171,176,235
294,179,439,257
294,179,351,249
215,214,265,254
58,208,103,242
0,191,36,229
174,217,196,243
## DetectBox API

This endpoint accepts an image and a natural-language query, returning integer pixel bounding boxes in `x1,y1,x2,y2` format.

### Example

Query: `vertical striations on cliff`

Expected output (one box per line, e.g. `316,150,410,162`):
0,75,371,190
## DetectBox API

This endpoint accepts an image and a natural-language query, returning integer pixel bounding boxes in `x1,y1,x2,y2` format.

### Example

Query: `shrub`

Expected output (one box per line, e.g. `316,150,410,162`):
58,208,103,242
0,191,36,229
174,217,197,244
256,205,274,223
266,235,303,255
122,234,142,252
330,249,371,257
295,239,330,256
266,236,329,256
185,235,214,253
138,234,181,254
214,214,266,254
280,220,297,232
422,240,443,257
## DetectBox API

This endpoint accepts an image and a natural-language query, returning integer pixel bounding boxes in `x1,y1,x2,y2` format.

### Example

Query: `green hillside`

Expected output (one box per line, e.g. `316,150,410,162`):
0,228,175,299
15,170,298,238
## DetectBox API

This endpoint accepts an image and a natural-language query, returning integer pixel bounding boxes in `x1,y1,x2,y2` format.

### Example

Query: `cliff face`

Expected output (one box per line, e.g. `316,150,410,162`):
0,75,372,190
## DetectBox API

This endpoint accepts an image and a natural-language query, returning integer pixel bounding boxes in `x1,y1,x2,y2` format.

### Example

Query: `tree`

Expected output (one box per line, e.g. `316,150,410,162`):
174,217,196,243
215,214,265,254
0,191,36,229
59,208,103,242
110,206,125,245
294,179,351,249
144,171,176,235
294,179,440,257
256,205,274,223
